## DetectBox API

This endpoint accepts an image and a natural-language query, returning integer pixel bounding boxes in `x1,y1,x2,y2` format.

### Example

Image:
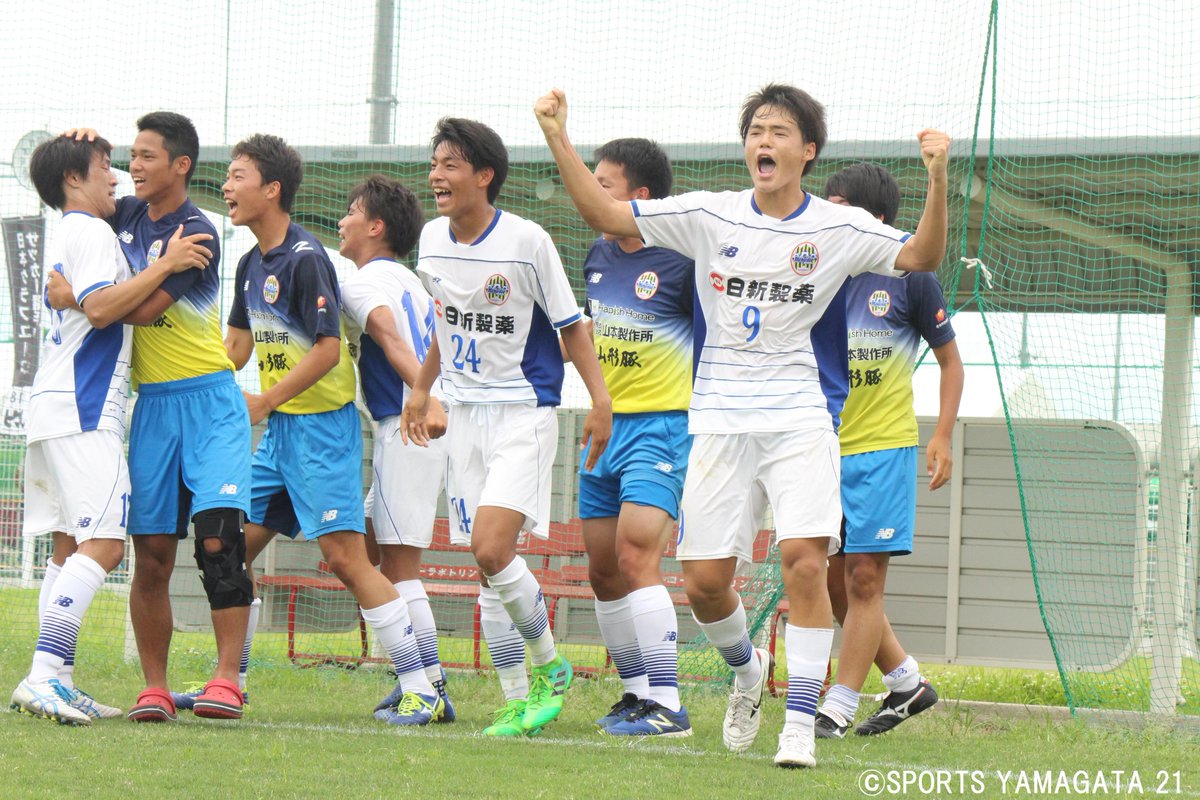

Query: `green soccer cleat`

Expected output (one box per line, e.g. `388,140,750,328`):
523,656,572,731
483,698,528,737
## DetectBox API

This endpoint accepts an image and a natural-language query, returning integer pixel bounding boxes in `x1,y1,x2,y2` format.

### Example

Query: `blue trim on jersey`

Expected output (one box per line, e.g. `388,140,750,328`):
76,280,114,304
521,303,564,406
749,193,810,221
811,278,851,430
62,211,94,217
900,232,913,243
634,205,908,243
552,311,582,329
73,324,124,431
359,333,405,420
630,199,643,218
448,208,502,245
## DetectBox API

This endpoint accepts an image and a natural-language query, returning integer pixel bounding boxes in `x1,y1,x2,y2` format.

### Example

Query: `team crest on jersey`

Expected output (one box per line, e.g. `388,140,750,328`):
147,239,164,265
868,289,891,317
634,271,659,300
709,272,725,292
484,273,511,305
263,275,281,304
790,241,819,276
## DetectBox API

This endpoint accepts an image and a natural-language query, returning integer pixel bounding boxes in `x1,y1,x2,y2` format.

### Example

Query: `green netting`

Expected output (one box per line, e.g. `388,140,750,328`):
0,0,1196,717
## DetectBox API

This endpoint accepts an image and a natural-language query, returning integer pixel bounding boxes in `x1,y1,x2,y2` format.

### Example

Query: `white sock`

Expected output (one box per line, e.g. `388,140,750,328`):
479,586,528,700
29,554,106,684
784,625,835,732
882,655,920,693
821,683,860,723
38,558,63,624
630,585,681,711
396,580,442,684
239,598,261,691
360,597,433,695
486,557,556,666
695,600,760,690
595,596,648,698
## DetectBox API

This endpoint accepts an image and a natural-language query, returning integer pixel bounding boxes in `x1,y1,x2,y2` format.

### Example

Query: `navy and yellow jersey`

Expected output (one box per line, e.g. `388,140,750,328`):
227,223,356,415
111,196,233,388
583,238,695,414
839,271,956,456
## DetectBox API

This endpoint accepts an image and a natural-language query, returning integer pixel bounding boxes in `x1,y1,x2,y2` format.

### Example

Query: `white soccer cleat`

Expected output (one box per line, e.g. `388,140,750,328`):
10,679,92,726
722,646,771,753
774,726,817,768
69,687,123,719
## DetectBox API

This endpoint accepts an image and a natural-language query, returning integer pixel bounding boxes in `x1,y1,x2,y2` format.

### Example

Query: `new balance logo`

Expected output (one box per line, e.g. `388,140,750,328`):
654,462,673,473
52,596,74,608
118,231,134,244
662,631,677,642
218,483,238,495
291,241,314,253
645,714,676,733
718,245,739,258
404,625,413,636
875,527,895,540
589,272,603,283
76,516,92,528
321,509,338,522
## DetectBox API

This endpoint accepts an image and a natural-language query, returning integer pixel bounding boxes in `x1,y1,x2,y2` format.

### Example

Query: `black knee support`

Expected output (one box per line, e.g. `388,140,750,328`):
193,508,253,610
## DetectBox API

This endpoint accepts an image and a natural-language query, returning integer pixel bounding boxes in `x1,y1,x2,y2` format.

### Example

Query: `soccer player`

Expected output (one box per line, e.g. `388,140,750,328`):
12,134,207,724
335,175,455,721
223,135,445,726
570,138,695,737
535,86,950,768
56,114,255,723
814,162,963,738
401,117,612,736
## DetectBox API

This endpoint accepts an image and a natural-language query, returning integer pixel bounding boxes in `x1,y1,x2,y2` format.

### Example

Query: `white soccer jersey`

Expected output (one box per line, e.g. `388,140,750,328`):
27,212,132,443
341,257,441,420
416,210,581,405
632,190,910,435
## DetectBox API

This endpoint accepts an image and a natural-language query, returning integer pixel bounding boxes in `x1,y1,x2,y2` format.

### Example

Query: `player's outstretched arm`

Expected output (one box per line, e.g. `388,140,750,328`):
927,338,964,490
400,336,442,447
243,334,340,425
81,224,210,328
560,319,612,470
535,89,640,239
895,129,950,273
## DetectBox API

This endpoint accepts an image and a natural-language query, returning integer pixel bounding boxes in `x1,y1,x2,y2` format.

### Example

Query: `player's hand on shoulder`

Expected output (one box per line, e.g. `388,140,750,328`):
917,129,950,177
46,269,77,311
534,88,569,137
160,224,213,273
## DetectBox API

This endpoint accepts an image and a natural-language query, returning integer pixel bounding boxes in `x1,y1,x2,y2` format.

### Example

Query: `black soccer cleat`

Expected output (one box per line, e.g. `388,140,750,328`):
813,709,850,739
854,678,938,735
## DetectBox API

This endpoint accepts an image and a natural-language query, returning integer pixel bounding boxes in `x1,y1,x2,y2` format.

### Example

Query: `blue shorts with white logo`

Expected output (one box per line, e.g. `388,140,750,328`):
579,411,691,520
250,402,366,539
839,445,917,555
128,371,251,537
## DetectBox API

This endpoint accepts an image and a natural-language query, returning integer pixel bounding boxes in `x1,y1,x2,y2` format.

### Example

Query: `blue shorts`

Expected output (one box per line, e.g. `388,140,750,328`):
128,371,252,537
579,411,691,520
250,403,366,539
839,446,917,555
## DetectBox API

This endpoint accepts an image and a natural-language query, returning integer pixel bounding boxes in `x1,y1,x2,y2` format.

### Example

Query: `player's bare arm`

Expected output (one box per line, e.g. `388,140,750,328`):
894,129,950,273
400,335,442,447
79,224,209,328
364,307,448,438
560,319,612,470
242,333,340,425
535,89,640,239
927,337,964,490
225,325,254,369
560,318,594,363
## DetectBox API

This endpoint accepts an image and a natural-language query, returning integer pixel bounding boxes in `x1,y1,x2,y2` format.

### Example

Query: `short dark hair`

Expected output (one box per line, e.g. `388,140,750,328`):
30,135,113,210
739,83,827,176
231,134,304,213
137,111,200,185
593,138,673,199
348,175,424,258
431,117,508,204
824,162,900,226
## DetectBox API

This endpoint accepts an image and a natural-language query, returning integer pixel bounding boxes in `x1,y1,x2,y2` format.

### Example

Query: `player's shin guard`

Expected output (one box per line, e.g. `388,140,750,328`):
193,508,253,610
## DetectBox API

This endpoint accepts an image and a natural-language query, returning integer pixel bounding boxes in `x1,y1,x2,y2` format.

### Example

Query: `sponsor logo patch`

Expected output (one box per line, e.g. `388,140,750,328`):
709,272,725,292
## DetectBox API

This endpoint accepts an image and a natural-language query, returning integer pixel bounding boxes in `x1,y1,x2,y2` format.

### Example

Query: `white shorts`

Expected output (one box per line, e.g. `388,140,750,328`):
445,403,557,546
677,427,841,562
364,415,448,549
23,430,130,542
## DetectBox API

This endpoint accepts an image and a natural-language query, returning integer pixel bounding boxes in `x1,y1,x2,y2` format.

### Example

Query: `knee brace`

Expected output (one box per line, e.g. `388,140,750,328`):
193,508,254,610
